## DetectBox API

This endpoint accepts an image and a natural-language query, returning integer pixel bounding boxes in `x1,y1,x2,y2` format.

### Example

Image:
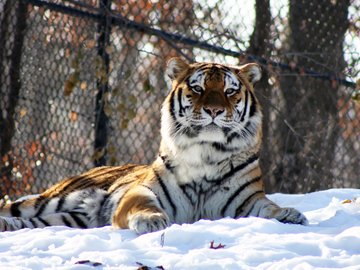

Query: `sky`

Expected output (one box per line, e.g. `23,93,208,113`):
0,188,359,270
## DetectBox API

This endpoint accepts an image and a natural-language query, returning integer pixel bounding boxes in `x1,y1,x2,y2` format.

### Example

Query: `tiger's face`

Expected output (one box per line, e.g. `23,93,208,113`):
161,57,262,152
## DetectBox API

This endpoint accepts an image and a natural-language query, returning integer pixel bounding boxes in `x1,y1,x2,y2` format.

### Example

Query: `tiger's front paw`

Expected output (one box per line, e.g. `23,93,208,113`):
275,207,308,225
128,212,170,234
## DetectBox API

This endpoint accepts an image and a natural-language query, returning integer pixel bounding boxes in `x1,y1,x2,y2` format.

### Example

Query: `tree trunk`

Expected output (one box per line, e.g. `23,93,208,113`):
94,0,111,166
246,0,273,192
275,0,350,193
0,1,28,197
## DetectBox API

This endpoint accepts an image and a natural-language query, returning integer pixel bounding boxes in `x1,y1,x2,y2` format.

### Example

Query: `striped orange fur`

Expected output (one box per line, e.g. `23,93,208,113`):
0,58,307,233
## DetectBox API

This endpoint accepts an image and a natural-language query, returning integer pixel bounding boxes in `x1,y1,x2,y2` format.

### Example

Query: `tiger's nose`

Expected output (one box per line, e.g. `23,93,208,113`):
203,106,225,118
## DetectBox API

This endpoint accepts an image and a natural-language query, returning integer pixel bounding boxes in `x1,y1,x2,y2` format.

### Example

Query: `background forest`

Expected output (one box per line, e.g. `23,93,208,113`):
0,0,359,199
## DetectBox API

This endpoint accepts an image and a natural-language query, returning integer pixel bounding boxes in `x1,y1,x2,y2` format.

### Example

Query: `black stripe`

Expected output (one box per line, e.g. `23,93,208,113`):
218,65,232,72
98,194,113,226
34,196,44,209
173,120,183,134
229,161,234,171
222,126,231,136
235,190,264,217
108,178,137,191
56,196,66,212
212,142,227,152
60,167,127,193
19,219,28,229
99,193,110,213
277,211,291,223
159,154,175,173
277,211,304,224
239,121,257,140
37,217,51,227
177,87,184,117
194,64,231,75
2,220,8,231
248,90,257,118
240,90,248,122
226,132,240,143
203,153,259,185
61,215,73,227
195,63,209,69
29,218,38,228
183,125,199,138
221,153,259,181
153,169,177,217
156,196,165,209
179,184,195,204
10,201,23,217
70,213,88,228
221,176,261,216
193,66,210,74
169,90,176,121
139,184,165,209
35,198,51,217
211,142,240,153
168,90,184,136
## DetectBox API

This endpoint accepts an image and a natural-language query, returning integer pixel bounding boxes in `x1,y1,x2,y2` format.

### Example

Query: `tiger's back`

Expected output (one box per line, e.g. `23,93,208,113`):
0,58,307,234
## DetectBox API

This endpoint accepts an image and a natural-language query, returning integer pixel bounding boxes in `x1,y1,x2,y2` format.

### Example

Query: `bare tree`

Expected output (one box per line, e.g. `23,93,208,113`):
245,0,275,192
274,0,350,193
0,1,28,197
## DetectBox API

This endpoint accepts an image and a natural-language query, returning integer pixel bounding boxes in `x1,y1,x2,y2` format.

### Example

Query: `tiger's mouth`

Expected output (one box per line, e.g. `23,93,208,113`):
190,120,220,128
191,121,228,135
186,109,239,137
203,122,219,129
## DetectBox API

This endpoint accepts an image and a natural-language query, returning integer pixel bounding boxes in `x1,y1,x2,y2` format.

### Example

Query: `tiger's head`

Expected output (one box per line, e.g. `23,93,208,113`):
161,57,263,159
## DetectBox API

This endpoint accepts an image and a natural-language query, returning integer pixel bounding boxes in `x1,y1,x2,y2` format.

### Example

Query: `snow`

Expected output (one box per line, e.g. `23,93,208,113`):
1,189,360,270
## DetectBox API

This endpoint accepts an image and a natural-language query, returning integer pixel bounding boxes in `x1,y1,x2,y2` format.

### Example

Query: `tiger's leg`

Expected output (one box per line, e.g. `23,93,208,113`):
112,185,170,234
0,188,108,231
243,195,308,225
225,168,307,225
0,211,91,231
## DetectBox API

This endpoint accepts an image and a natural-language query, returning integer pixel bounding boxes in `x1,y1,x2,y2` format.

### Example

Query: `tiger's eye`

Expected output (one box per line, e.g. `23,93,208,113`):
193,86,203,93
225,88,237,96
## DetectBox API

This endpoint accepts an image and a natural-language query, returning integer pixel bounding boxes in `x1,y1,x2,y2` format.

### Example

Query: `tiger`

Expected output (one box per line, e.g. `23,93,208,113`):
0,57,307,234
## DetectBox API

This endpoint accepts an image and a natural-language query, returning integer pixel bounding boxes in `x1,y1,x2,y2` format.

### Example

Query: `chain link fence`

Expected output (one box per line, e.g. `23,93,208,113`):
1,0,359,200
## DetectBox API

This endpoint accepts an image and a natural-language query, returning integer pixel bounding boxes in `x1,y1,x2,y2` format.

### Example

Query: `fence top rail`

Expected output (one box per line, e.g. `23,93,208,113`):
21,0,357,89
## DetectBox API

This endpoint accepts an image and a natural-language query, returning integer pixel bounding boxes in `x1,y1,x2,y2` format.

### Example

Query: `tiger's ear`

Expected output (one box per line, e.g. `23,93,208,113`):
166,57,189,80
238,63,262,84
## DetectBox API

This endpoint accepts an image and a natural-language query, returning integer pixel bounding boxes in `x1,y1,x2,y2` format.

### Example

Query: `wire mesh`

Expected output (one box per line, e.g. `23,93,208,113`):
0,0,359,200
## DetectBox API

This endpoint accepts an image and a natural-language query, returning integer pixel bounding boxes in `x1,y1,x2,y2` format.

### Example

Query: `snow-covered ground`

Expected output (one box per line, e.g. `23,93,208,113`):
0,189,360,270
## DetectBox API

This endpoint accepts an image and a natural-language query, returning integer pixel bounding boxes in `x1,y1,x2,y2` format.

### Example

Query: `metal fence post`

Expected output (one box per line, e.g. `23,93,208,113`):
94,0,111,167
